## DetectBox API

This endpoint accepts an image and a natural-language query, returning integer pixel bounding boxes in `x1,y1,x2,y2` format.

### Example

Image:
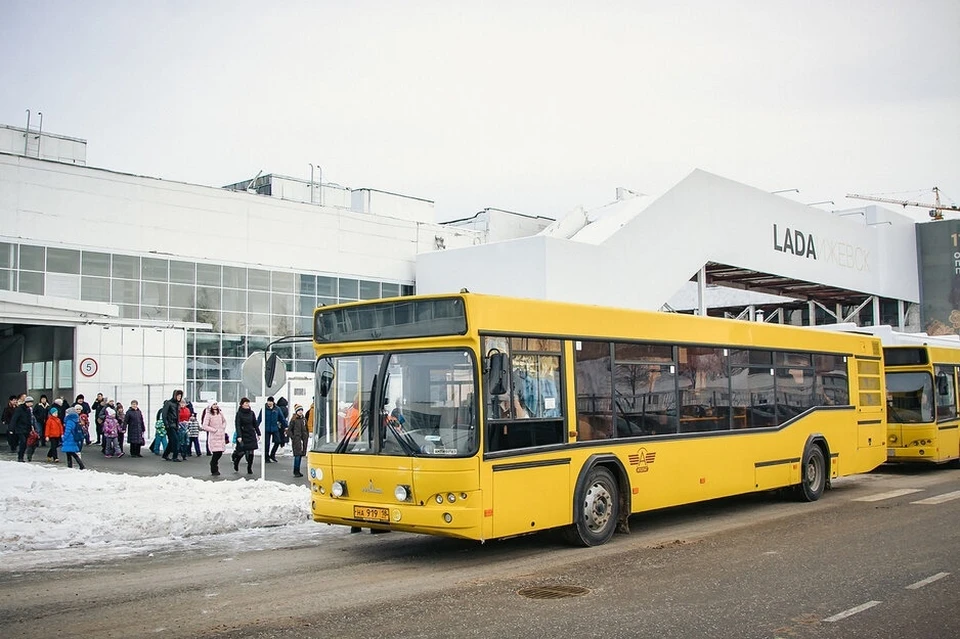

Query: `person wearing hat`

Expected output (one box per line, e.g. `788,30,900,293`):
45,406,64,462
288,404,309,478
11,396,36,462
101,406,124,458
200,401,227,476
61,406,86,470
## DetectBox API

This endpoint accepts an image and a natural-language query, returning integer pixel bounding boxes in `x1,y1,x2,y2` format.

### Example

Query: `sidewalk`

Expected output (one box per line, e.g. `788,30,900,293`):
0,441,308,486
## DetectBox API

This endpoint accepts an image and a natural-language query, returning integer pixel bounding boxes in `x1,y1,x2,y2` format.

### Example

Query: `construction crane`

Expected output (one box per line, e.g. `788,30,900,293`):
846,187,960,220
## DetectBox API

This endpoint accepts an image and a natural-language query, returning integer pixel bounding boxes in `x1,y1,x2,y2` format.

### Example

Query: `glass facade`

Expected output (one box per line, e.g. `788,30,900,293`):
0,241,415,402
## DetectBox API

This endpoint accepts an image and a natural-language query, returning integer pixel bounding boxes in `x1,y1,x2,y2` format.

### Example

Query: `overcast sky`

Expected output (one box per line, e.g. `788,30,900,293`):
2,0,958,221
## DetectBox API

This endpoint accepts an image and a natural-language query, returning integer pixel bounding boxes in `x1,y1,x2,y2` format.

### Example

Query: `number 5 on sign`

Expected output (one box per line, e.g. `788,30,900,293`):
79,358,98,377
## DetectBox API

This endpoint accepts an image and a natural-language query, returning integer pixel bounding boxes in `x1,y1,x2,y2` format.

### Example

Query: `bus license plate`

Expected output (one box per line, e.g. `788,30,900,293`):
354,505,390,523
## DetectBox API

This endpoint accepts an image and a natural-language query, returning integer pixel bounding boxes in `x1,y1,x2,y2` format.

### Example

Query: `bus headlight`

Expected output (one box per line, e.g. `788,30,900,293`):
395,485,411,502
311,468,322,480
447,493,456,503
331,480,346,498
435,494,444,504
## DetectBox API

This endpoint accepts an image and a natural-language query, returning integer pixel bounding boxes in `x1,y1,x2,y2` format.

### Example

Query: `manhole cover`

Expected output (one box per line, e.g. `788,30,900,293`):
517,585,590,599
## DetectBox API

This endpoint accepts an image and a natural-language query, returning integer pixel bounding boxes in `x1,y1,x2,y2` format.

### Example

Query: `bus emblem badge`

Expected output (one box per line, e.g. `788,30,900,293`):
628,448,657,473
361,480,383,494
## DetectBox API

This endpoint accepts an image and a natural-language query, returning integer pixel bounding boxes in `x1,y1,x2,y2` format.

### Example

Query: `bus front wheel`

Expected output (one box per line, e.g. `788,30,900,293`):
796,445,826,502
565,466,619,547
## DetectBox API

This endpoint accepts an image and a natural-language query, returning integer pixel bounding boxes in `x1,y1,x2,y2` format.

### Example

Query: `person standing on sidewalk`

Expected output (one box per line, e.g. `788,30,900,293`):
33,395,50,447
102,407,123,458
200,401,227,476
161,390,184,462
11,396,35,462
125,400,146,457
257,397,287,463
62,406,85,470
45,406,63,462
288,405,309,478
186,409,202,457
234,397,260,475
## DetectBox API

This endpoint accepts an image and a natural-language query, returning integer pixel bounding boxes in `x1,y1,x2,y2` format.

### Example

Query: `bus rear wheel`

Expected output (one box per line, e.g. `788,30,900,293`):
796,445,826,502
564,466,619,547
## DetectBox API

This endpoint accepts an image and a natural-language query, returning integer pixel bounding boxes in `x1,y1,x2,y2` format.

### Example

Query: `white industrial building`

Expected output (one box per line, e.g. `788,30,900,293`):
0,121,950,420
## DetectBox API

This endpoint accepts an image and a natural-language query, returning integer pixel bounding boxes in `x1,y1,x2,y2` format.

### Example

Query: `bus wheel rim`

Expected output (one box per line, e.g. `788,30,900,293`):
583,481,613,532
805,457,822,491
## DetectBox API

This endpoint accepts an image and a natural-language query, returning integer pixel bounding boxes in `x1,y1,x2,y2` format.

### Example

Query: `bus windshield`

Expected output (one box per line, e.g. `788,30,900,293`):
311,349,479,457
886,372,934,423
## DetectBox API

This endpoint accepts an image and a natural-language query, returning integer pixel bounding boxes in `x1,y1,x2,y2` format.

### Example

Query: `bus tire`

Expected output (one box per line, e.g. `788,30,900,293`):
796,444,826,502
564,466,619,547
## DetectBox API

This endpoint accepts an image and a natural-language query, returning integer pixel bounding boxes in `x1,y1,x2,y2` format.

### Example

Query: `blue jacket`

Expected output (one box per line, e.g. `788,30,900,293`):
257,405,287,434
62,413,83,453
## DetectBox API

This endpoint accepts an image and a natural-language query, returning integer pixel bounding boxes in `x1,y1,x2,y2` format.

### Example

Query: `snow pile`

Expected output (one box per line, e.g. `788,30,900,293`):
0,461,336,570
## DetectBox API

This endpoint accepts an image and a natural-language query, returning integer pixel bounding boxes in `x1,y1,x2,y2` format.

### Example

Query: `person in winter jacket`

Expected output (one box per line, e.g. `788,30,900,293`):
200,401,227,475
33,395,50,446
257,396,288,463
77,410,90,448
61,406,86,470
115,402,126,450
3,396,16,452
102,407,123,457
288,405,309,478
45,406,64,462
186,410,201,457
11,396,36,462
162,390,184,462
125,400,146,457
234,397,261,474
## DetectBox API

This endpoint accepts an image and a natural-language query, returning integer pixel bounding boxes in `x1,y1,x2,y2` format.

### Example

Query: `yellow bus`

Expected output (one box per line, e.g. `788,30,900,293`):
307,293,887,546
884,343,960,465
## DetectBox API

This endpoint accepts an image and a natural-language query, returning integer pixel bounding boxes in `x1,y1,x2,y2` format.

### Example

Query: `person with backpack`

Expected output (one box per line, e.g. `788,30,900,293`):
257,396,288,463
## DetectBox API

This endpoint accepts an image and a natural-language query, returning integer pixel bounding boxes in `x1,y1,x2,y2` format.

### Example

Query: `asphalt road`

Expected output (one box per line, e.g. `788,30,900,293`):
1,463,958,639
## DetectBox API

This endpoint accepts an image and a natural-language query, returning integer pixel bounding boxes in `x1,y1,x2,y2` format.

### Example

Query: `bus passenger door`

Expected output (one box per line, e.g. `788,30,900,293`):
490,457,571,538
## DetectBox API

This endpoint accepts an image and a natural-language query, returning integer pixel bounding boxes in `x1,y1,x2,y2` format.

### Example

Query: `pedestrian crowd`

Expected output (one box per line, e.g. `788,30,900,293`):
2,390,310,478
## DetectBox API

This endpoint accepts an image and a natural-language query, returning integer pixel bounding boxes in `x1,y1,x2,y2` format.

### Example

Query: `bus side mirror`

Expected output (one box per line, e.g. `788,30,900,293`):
485,350,509,396
936,373,950,396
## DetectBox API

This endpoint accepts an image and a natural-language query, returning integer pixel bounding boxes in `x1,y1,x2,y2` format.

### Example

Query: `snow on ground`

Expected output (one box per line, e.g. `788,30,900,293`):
0,461,345,571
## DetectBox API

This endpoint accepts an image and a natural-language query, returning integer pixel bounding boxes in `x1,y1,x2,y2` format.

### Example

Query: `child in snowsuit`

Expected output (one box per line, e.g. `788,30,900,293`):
102,407,124,457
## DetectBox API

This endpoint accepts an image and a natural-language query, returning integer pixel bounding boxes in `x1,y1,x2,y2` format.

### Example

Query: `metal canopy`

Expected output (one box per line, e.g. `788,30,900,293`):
694,261,871,305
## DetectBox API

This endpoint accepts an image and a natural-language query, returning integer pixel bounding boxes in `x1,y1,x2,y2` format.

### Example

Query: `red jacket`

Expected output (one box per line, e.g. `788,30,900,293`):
45,415,64,438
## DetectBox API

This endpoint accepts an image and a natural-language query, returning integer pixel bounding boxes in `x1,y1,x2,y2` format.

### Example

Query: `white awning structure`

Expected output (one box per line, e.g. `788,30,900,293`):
417,169,920,312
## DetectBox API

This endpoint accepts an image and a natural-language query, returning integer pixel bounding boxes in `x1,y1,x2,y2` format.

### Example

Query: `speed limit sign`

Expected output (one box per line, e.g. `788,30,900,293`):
79,357,98,377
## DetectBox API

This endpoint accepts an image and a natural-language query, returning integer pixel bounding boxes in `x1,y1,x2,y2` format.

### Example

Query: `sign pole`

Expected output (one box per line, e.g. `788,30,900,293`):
261,356,267,480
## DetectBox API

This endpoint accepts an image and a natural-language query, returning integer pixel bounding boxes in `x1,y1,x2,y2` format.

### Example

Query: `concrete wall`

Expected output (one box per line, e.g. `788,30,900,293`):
74,325,186,420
